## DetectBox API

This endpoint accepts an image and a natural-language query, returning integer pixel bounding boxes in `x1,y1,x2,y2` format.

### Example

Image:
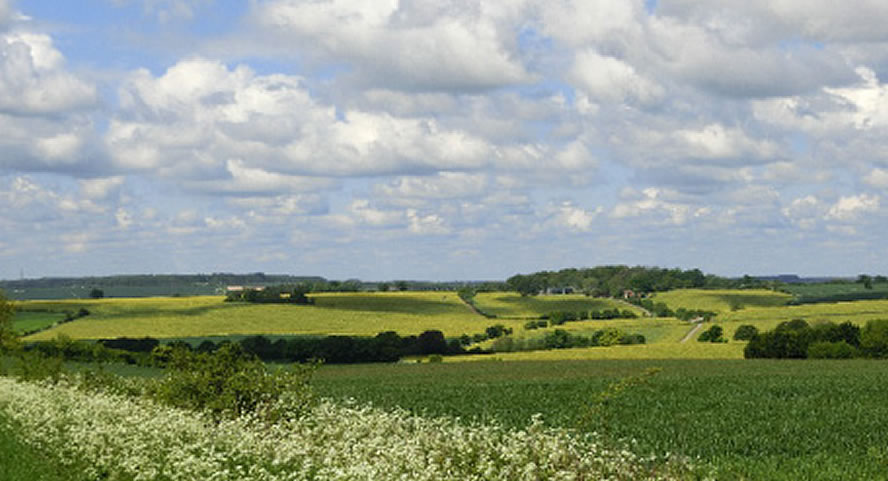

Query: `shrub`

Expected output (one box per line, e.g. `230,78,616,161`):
148,343,315,422
594,328,625,347
860,319,888,358
807,341,857,359
733,325,759,341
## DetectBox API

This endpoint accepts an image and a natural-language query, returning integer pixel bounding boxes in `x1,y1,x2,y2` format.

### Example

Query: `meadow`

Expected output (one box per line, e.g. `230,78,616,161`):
473,292,642,318
21,292,512,341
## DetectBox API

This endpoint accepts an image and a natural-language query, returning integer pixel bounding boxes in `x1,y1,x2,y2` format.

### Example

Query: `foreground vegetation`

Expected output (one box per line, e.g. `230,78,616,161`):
0,370,695,481
314,359,888,481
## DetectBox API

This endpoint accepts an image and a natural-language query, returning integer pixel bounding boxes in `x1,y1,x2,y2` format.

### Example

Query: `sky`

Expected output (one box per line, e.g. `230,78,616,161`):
2,0,888,281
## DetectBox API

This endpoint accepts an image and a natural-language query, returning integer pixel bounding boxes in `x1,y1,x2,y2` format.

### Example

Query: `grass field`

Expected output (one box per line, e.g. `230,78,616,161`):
313,359,888,481
652,289,791,313
11,311,67,335
22,292,510,341
473,292,642,318
782,281,888,303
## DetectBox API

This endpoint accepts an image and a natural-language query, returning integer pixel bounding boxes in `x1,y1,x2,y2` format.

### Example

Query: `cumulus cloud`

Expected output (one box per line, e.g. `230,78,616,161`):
825,194,880,221
549,201,602,232
107,58,500,190
0,33,97,114
568,49,663,105
611,187,708,225
250,0,533,92
375,172,487,201
675,124,778,161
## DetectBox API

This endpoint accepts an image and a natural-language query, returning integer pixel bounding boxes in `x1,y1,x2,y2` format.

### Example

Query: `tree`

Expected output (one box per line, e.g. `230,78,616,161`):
395,281,409,292
858,274,873,290
378,282,391,292
417,330,447,355
89,288,105,299
0,290,17,353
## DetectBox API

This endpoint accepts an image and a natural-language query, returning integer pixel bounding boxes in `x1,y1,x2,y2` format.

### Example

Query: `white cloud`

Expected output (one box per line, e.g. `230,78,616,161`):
0,33,97,114
375,172,487,200
611,187,698,225
864,168,888,189
251,0,533,92
407,209,450,235
568,50,663,105
782,195,822,229
107,58,497,185
675,124,778,161
349,199,404,228
550,201,602,232
825,194,880,221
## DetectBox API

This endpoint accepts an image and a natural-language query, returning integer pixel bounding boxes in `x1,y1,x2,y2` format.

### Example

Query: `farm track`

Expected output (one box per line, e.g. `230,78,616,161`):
680,322,703,343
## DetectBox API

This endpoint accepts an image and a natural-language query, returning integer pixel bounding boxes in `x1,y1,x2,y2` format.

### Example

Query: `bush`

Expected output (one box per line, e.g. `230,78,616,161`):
733,325,759,341
148,343,315,422
697,325,726,343
860,319,888,358
807,341,857,359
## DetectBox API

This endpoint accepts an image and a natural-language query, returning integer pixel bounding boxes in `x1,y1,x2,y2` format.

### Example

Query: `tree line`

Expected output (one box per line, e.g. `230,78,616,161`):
506,266,774,297
744,319,888,359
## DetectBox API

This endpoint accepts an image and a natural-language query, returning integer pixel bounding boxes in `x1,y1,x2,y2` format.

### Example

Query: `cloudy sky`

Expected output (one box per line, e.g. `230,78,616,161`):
2,0,888,281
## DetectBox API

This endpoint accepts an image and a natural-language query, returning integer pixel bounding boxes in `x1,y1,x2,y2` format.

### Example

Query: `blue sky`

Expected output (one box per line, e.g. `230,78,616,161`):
3,0,888,281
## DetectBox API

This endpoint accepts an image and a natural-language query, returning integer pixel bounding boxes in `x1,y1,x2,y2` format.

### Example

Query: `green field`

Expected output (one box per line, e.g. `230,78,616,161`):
473,292,642,318
652,289,792,313
781,281,888,303
22,292,510,341
11,311,67,335
314,359,888,481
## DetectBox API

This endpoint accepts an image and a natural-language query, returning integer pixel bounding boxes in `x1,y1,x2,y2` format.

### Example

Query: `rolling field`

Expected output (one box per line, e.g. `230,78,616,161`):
652,288,791,313
314,359,888,481
22,292,510,341
473,292,643,318
8,288,888,480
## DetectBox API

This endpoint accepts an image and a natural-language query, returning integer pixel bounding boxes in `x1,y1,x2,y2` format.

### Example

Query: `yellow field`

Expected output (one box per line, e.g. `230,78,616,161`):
21,288,888,361
474,292,643,318
652,289,792,313
22,292,517,341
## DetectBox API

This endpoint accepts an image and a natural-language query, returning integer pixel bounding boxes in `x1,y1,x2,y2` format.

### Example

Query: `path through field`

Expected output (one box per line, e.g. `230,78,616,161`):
680,323,703,343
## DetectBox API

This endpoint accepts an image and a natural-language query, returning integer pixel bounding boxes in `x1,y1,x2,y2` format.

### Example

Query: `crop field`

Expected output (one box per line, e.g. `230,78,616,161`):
473,292,643,318
781,281,888,303
652,289,792,313
313,359,888,481
11,310,67,335
21,292,513,341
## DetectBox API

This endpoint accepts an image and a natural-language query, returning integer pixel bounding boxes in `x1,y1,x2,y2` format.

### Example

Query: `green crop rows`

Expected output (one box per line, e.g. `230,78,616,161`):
314,359,888,481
